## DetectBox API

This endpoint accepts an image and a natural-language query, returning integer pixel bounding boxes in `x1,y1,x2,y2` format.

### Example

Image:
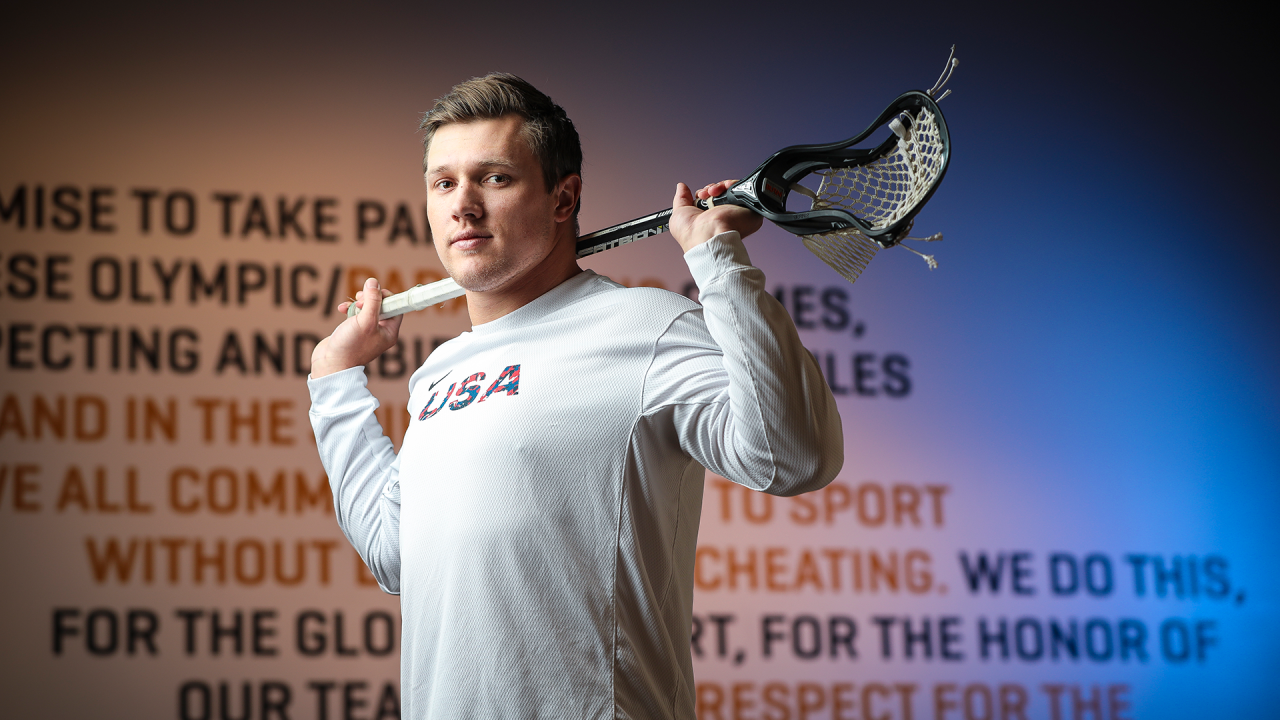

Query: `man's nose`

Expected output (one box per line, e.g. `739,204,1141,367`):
452,181,483,221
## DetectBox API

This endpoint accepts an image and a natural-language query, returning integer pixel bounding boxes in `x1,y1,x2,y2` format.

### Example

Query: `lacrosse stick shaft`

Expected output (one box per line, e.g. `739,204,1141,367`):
574,192,751,256
357,87,950,320
366,277,467,318
575,207,672,257
352,209,675,320
356,202,725,320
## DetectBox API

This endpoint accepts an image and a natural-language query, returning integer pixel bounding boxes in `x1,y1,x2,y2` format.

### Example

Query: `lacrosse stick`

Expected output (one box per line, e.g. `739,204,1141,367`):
354,50,956,320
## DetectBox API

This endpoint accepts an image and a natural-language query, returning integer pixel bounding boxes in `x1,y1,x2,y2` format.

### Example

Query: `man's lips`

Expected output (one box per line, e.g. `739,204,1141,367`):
449,230,491,251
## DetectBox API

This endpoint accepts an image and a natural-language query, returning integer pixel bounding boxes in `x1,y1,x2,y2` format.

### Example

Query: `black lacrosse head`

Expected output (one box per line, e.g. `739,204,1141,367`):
698,91,950,248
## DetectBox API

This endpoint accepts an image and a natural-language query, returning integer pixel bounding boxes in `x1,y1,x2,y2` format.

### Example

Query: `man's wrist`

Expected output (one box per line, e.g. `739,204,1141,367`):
679,222,735,253
681,229,740,255
311,353,363,379
309,363,364,383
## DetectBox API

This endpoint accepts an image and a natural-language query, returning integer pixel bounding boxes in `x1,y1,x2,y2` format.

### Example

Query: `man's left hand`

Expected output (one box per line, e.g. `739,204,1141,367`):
669,180,764,253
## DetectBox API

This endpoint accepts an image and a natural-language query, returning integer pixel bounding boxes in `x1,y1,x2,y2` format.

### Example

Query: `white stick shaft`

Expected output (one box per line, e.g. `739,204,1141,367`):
349,277,466,320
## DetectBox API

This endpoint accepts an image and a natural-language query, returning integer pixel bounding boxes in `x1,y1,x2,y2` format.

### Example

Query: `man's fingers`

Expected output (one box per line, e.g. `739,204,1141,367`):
693,179,740,200
376,288,401,332
673,182,695,209
380,312,405,335
357,278,382,325
710,179,737,197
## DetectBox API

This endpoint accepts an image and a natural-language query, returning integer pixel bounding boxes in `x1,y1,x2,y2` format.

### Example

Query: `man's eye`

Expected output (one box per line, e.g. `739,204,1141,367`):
435,180,454,190
486,174,509,184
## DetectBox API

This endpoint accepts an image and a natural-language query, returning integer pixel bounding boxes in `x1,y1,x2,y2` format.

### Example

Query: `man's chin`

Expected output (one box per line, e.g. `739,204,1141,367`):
446,264,510,294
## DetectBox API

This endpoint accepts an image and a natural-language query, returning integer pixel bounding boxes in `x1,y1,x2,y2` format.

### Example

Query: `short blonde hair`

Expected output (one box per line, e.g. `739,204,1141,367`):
420,73,582,204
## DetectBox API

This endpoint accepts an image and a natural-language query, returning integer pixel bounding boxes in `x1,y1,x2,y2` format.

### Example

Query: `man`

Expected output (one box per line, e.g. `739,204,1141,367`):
308,73,843,719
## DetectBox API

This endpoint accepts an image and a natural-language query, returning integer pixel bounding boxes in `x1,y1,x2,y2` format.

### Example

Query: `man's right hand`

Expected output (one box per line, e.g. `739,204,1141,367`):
310,277,404,378
670,181,764,254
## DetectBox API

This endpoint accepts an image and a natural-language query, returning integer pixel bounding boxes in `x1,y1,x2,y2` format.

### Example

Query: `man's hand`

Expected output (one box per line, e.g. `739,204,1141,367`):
310,277,404,378
669,180,764,253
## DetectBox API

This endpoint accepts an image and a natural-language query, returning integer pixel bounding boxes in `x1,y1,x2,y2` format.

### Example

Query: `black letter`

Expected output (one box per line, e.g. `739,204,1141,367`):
313,198,338,242
357,200,386,243
89,187,115,232
47,254,72,300
53,608,80,655
1049,553,1078,596
0,185,26,227
1011,552,1034,595
854,353,878,396
297,610,325,656
820,286,849,331
792,285,816,329
166,191,197,235
882,354,911,397
277,197,306,238
132,188,159,232
761,615,786,658
51,186,83,231
7,253,38,298
213,193,240,236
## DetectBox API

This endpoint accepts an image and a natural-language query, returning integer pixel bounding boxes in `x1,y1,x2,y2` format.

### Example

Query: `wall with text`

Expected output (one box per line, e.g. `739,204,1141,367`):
2,3,1276,719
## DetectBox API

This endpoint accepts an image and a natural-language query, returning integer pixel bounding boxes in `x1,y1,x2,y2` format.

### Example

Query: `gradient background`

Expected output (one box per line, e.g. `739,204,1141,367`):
2,2,1276,718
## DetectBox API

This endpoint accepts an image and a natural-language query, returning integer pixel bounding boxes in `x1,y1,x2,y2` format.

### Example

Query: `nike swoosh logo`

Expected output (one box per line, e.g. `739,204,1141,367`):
428,370,452,392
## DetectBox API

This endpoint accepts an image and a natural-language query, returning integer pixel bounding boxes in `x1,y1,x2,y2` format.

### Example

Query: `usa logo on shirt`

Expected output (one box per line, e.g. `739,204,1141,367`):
419,364,520,421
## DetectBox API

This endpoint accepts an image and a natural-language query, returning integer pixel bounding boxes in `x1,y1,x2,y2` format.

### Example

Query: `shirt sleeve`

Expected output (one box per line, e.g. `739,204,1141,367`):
641,231,844,496
307,366,402,593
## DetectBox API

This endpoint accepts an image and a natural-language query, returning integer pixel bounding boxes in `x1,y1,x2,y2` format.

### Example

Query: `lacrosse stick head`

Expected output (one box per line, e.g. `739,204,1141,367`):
710,91,950,284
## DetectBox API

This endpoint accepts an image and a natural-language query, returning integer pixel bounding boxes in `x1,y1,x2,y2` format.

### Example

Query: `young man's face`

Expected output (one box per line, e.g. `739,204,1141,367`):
425,114,566,294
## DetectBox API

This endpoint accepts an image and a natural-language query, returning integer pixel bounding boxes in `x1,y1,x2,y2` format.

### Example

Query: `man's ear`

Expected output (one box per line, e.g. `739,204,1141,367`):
553,174,582,223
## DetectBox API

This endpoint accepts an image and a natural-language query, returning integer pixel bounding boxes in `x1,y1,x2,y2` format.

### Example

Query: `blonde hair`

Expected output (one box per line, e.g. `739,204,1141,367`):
420,73,582,207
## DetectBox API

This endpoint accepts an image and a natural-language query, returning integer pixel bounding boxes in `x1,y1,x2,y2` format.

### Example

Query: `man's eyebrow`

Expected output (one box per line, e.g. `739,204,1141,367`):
425,158,519,176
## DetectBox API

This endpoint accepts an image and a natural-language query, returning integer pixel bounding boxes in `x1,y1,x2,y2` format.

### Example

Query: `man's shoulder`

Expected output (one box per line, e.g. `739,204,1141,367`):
578,272,700,317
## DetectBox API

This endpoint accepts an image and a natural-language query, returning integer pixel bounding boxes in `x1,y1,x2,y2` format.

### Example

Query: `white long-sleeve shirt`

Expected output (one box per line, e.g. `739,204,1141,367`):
308,232,843,719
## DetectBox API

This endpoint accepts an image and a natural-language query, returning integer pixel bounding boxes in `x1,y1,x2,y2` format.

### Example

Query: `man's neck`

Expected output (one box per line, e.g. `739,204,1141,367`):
464,240,582,326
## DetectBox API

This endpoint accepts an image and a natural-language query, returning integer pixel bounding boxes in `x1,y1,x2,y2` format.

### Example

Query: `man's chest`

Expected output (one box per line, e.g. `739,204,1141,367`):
397,332,653,490
393,334,652,552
